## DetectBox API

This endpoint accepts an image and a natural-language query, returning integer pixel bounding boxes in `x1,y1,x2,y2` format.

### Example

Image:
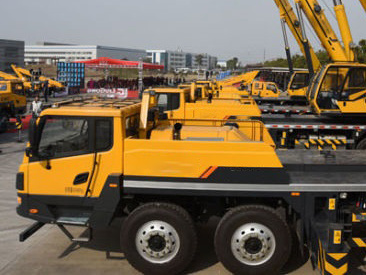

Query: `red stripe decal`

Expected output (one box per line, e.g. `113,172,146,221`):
200,166,218,179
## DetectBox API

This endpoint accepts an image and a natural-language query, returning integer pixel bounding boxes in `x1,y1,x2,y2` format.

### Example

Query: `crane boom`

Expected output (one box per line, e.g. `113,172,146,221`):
295,0,348,62
11,64,31,81
274,0,321,71
0,71,19,81
333,0,355,61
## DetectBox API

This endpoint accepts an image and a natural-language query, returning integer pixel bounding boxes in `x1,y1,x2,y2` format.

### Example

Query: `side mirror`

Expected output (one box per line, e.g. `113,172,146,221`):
28,117,39,157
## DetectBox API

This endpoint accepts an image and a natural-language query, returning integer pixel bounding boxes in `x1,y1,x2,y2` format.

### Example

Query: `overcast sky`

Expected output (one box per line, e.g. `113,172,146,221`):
2,0,366,64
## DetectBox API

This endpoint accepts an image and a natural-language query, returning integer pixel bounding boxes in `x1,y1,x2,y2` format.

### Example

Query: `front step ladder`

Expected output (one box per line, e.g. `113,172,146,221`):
56,217,92,243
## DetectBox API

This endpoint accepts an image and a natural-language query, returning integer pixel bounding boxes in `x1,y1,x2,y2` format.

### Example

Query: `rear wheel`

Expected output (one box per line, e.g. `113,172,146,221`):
214,205,291,275
356,138,366,150
121,202,197,275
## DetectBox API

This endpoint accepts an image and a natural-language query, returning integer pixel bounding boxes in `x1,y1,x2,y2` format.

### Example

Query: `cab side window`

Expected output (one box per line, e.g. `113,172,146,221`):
0,84,7,91
126,115,139,137
266,84,277,92
96,119,113,151
157,93,180,111
38,117,90,159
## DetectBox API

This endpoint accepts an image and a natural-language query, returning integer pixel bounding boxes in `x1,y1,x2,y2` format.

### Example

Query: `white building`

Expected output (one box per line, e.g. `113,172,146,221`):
147,50,217,72
25,42,146,65
217,60,228,68
190,53,218,70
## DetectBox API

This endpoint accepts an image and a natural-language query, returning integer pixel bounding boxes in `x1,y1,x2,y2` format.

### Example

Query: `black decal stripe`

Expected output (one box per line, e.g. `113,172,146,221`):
125,167,290,184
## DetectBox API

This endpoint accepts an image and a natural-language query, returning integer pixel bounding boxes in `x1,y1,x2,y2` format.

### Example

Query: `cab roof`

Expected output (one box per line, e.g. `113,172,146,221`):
42,97,141,117
149,88,189,94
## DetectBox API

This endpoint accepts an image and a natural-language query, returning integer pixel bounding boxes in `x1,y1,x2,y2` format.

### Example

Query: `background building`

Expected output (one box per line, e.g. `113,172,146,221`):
25,42,146,65
147,49,217,72
217,60,228,68
0,39,24,73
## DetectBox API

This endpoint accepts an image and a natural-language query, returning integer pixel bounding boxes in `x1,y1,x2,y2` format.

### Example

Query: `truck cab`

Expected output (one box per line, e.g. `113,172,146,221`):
153,87,261,120
286,71,310,99
0,80,27,114
16,93,276,227
250,81,281,98
307,63,366,117
0,80,27,132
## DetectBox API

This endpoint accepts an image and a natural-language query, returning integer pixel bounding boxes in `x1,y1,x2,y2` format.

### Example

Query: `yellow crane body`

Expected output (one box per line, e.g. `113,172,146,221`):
333,4,355,62
296,0,348,62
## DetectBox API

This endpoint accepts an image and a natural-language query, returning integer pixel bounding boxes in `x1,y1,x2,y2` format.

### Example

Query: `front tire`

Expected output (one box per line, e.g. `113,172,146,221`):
121,202,197,275
214,205,291,275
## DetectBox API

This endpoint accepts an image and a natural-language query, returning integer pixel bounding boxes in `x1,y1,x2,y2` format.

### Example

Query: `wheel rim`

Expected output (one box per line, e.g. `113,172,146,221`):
231,223,276,266
135,220,180,264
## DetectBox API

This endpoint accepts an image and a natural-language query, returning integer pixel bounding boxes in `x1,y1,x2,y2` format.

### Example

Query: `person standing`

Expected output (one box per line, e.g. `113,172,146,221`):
43,81,49,102
31,96,43,118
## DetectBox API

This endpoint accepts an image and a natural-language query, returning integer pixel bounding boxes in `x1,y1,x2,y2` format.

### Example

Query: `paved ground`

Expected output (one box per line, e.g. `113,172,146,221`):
0,130,364,275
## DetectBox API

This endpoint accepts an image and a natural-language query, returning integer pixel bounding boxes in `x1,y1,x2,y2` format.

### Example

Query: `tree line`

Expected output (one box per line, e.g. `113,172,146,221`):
260,39,366,68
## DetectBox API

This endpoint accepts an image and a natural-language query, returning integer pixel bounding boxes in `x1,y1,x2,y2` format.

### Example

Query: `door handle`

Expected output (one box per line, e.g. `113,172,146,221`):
74,172,89,185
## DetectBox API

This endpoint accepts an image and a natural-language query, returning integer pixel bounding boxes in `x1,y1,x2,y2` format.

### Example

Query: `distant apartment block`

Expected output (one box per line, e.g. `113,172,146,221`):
0,39,24,73
25,42,146,65
147,49,217,72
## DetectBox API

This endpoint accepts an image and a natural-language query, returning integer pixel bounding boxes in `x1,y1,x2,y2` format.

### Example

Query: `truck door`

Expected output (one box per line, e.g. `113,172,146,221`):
27,116,95,198
252,82,263,96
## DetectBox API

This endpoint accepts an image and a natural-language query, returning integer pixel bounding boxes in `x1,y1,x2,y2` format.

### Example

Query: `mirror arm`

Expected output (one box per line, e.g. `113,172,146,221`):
46,158,51,170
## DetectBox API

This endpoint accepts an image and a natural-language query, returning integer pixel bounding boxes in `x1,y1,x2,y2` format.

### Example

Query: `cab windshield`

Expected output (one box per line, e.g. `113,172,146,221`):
308,67,325,100
316,66,366,109
289,72,310,90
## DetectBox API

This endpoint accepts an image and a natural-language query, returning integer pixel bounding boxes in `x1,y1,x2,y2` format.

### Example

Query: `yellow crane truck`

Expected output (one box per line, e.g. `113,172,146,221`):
153,86,262,119
184,81,251,99
0,80,26,133
16,94,366,275
206,71,282,100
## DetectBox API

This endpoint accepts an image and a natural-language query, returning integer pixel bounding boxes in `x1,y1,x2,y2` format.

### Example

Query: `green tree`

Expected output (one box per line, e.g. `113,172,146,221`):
261,49,330,69
355,39,366,63
251,39,366,68
227,57,239,70
143,57,152,63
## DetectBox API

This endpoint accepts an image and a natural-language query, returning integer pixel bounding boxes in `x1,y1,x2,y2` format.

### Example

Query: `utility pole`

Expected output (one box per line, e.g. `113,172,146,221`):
138,58,144,96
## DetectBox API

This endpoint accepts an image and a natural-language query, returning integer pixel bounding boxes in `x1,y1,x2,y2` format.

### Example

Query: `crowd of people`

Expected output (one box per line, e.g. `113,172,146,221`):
87,76,187,90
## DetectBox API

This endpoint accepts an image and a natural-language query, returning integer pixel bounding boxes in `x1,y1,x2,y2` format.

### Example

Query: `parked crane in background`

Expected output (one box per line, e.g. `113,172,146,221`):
274,0,321,99
11,64,65,94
